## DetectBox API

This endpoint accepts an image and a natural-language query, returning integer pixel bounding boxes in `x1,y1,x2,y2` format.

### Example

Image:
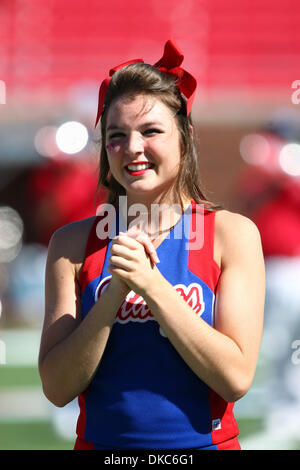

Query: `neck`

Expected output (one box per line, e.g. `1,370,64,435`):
118,191,191,240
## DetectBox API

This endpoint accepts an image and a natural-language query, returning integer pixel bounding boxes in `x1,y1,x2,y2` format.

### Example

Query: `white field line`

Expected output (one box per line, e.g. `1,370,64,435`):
0,329,49,421
0,328,41,366
2,329,298,448
240,430,299,450
0,386,50,421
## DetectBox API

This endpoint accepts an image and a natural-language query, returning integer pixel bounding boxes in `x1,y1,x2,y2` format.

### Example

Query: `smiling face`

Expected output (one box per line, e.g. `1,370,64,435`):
105,94,182,206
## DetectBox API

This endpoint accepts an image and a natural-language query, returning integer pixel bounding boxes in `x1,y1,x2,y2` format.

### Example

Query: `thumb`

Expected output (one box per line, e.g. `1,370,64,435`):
123,229,160,264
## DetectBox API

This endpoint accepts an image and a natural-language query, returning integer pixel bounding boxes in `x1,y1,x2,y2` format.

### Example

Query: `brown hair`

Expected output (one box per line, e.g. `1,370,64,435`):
96,62,223,212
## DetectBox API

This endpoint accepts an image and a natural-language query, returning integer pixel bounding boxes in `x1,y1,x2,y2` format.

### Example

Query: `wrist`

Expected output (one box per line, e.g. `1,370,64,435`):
105,276,130,299
140,267,166,303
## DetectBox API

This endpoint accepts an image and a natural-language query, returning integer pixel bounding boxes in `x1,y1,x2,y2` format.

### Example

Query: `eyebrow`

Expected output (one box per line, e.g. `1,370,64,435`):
106,124,121,131
106,121,164,131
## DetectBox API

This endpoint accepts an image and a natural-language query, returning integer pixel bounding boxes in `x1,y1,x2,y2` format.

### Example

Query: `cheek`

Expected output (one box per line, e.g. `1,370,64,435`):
107,155,121,179
107,160,125,187
106,143,117,152
164,142,182,170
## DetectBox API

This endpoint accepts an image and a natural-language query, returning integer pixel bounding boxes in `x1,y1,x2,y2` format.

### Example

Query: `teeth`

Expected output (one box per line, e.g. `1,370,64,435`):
127,163,153,171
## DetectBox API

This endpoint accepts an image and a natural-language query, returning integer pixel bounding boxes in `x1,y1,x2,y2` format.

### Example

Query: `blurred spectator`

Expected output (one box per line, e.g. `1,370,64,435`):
26,153,106,246
238,169,300,257
235,119,300,439
9,152,107,438
5,243,47,327
2,152,106,329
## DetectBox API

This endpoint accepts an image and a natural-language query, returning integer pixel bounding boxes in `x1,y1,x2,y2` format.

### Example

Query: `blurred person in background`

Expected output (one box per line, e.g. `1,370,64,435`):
27,153,106,438
27,153,106,246
4,152,105,439
2,151,104,327
235,113,300,439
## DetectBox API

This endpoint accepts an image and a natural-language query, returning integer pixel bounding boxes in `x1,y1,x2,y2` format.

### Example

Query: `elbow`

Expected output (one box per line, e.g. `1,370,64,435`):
40,381,68,408
39,356,77,408
39,365,75,408
222,386,248,403
41,382,74,408
219,374,253,403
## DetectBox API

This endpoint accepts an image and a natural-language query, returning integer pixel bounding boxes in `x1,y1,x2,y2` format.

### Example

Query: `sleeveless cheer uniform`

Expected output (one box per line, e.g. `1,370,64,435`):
74,201,240,450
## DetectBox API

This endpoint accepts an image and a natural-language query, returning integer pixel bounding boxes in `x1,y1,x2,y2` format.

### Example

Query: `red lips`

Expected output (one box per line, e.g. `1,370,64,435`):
125,161,155,175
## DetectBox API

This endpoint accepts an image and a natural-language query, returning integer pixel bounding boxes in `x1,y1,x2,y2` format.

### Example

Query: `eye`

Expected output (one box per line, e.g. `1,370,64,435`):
108,132,125,140
143,128,163,136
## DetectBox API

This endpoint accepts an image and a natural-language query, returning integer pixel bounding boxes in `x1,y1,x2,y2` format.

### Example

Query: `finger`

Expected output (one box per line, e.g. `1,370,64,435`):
135,234,160,264
125,229,160,264
108,255,131,271
107,264,129,280
131,232,160,264
109,242,135,260
112,233,140,249
115,230,160,267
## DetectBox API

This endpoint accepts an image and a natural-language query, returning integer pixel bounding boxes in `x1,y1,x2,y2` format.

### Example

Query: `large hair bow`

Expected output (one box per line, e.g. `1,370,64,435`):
94,40,197,127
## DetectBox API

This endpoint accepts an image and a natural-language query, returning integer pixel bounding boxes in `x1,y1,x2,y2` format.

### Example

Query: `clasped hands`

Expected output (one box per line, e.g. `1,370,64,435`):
107,228,161,296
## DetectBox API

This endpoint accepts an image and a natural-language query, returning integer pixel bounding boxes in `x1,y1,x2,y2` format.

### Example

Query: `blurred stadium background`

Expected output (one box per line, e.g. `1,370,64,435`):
1,0,300,450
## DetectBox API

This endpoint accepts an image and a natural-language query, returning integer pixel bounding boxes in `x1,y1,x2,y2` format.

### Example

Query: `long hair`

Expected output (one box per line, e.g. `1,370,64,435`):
96,62,223,212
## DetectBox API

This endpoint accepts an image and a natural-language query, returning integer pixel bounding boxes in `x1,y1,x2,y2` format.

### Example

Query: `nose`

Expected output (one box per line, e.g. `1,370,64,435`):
125,132,144,155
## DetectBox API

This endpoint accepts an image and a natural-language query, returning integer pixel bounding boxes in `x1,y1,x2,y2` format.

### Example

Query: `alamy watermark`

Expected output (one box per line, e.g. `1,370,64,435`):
291,80,300,105
0,80,6,104
291,340,300,365
95,196,205,250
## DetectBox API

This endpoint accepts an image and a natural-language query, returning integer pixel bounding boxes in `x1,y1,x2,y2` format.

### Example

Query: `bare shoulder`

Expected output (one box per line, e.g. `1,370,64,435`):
215,209,261,238
214,209,264,268
47,216,97,279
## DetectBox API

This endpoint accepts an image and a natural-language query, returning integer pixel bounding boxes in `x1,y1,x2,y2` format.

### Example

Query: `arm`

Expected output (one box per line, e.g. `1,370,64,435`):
109,212,265,402
39,221,130,408
39,223,159,408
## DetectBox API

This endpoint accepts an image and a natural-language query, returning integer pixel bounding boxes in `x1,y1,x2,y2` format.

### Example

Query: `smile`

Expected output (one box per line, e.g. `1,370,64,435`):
125,163,155,174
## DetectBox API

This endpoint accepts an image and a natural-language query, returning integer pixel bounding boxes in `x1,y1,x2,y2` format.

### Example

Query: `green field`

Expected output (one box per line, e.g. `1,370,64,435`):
0,421,74,450
0,418,266,451
0,364,264,450
0,343,299,450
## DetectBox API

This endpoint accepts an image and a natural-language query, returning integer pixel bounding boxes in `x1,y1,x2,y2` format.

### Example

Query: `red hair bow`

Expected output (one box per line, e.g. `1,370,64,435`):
94,40,197,127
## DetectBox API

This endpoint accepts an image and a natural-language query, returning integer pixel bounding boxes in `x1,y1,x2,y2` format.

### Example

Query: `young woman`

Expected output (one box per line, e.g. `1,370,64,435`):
38,41,265,450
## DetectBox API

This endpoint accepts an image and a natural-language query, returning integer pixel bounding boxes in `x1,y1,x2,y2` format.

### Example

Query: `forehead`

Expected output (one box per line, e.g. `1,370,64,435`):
106,94,174,127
